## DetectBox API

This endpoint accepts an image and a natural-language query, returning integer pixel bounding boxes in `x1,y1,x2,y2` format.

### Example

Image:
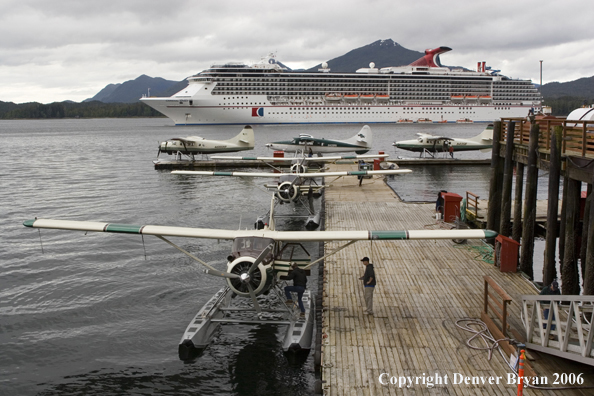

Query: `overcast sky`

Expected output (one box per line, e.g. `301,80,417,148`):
1,0,593,104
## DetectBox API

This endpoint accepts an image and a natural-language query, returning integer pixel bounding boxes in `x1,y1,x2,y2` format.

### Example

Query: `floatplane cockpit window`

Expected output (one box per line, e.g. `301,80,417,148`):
232,237,275,259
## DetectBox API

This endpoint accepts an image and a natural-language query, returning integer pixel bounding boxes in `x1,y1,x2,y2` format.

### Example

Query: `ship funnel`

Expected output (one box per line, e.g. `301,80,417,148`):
409,47,451,68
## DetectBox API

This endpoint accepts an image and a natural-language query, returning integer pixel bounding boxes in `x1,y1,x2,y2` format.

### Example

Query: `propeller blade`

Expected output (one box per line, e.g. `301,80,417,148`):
248,243,274,275
203,269,240,279
246,282,262,314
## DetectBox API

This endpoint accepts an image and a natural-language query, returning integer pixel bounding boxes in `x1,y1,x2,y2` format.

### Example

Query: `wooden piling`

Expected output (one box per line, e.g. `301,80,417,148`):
487,121,504,234
585,175,594,295
512,162,524,243
500,120,516,237
543,126,562,286
519,120,539,278
580,184,592,286
561,175,582,295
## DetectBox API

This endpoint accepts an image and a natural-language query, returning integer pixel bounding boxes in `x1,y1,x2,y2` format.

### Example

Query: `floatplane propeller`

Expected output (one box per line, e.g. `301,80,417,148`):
24,204,496,359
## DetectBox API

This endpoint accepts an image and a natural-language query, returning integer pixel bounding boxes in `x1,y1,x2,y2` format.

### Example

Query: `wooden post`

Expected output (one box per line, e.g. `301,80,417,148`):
559,175,569,268
488,121,504,235
500,121,516,237
585,175,594,295
519,120,539,279
561,175,582,295
512,163,525,243
581,184,592,286
543,126,562,286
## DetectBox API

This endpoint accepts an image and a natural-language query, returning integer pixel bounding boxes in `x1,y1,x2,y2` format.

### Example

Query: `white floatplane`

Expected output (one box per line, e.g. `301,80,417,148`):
265,125,372,154
23,210,496,360
157,125,255,160
172,160,409,229
392,124,493,158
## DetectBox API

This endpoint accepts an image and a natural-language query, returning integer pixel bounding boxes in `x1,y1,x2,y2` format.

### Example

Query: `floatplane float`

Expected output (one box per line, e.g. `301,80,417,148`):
24,206,497,360
172,153,407,230
156,125,255,161
392,124,493,158
265,125,372,154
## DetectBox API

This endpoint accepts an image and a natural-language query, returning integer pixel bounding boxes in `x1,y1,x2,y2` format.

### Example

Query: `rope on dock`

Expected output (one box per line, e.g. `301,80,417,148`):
454,241,494,264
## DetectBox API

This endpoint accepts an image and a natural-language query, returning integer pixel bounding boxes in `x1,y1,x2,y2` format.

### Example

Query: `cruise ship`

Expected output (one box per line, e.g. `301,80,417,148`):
140,47,542,125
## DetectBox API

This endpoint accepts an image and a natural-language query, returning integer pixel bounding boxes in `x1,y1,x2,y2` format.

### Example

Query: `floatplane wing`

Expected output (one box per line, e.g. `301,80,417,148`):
171,169,412,178
24,218,496,242
210,153,388,162
23,217,496,359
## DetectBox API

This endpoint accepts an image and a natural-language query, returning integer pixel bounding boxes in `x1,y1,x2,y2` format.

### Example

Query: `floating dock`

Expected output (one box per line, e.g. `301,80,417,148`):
319,163,594,395
153,158,490,170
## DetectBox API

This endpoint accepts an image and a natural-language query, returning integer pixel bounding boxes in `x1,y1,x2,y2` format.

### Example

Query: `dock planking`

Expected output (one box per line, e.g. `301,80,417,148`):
320,163,594,395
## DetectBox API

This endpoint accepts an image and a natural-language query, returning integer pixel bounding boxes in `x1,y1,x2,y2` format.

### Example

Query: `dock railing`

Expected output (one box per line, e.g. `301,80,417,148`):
482,275,512,337
482,276,537,377
465,191,480,219
521,295,594,365
500,117,594,158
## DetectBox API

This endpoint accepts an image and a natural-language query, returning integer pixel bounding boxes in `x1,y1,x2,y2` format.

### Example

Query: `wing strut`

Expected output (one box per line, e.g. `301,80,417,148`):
155,235,221,273
303,240,357,270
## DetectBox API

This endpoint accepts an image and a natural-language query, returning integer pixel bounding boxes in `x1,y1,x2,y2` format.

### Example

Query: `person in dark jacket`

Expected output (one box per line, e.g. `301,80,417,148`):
285,262,308,316
359,257,376,315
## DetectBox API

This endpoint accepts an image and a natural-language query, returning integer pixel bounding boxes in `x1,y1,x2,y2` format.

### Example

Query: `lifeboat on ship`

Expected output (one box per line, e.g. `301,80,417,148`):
360,94,375,101
456,118,474,123
376,94,390,101
343,94,359,101
398,118,414,123
479,95,492,103
325,93,343,102
451,95,464,103
465,95,479,102
417,118,433,123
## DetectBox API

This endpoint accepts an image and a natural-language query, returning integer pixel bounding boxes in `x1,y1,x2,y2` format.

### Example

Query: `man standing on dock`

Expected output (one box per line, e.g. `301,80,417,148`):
359,257,376,315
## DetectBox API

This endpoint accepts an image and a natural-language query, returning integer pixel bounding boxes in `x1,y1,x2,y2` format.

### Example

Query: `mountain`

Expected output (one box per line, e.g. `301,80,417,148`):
307,39,423,72
540,76,594,99
85,75,180,103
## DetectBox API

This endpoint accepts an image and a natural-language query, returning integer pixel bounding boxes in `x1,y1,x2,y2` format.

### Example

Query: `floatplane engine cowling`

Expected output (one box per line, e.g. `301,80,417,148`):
276,181,300,203
290,163,307,174
226,257,271,297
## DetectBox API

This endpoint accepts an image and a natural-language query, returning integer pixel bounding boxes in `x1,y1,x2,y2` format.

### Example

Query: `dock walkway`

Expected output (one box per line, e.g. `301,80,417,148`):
320,163,593,395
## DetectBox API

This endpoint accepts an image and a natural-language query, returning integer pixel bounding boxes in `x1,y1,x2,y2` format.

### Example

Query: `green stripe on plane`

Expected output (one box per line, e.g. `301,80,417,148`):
104,224,144,233
370,231,409,240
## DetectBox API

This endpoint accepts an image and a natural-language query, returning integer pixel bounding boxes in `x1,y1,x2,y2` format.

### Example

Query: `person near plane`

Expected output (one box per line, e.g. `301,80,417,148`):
285,262,308,317
359,257,376,315
449,144,454,159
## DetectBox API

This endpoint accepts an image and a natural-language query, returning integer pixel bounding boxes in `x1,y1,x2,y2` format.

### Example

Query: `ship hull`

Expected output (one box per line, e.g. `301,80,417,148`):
142,96,533,126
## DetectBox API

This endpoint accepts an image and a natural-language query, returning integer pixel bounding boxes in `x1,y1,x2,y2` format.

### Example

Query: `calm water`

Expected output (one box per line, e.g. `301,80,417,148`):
0,118,552,395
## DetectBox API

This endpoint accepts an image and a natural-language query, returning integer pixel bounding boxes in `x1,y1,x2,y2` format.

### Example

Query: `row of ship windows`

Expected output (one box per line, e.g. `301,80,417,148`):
210,77,533,85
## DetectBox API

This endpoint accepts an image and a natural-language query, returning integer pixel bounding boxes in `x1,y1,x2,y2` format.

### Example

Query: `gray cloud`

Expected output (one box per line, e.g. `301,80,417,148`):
1,0,592,103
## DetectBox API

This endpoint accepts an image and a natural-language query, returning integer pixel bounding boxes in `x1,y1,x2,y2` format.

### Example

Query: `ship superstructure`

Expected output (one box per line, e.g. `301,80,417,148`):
140,47,542,125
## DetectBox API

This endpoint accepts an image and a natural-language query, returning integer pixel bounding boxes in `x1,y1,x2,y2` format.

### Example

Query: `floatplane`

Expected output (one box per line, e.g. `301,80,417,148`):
265,125,372,154
24,206,496,360
392,124,493,158
172,154,408,230
156,125,255,161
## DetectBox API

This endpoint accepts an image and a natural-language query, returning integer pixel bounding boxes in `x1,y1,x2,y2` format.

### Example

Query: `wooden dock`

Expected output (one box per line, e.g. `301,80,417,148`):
320,163,594,395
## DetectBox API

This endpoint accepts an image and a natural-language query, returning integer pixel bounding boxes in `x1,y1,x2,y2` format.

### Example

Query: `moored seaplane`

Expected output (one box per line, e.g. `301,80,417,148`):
171,162,410,230
265,125,372,154
392,124,493,158
23,209,497,360
157,125,255,161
